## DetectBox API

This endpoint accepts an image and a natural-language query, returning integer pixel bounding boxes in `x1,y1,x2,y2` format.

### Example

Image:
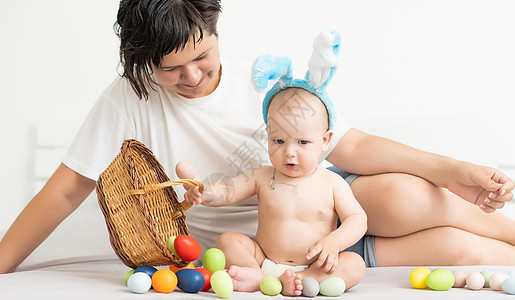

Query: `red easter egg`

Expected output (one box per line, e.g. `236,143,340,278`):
196,267,212,291
174,235,201,262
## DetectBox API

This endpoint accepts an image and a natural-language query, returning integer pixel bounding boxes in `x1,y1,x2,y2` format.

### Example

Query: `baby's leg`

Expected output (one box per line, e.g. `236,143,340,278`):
277,269,303,296
351,173,515,245
299,251,366,291
215,232,266,292
374,226,515,266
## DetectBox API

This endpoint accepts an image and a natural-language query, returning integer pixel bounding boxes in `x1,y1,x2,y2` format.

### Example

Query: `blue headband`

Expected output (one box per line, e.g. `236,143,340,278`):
252,29,341,130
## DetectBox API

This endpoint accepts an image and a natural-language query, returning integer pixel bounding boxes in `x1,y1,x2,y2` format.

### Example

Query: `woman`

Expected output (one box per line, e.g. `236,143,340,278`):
0,0,513,274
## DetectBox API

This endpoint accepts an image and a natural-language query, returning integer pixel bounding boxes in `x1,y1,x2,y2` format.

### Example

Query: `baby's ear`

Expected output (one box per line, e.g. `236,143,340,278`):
321,130,334,152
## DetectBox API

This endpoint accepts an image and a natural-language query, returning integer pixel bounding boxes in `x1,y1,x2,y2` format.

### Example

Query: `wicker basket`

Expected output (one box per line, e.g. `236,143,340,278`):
96,139,203,269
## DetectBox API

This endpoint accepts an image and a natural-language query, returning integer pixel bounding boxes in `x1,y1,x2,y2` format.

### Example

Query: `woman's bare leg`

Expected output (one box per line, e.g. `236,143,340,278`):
351,173,515,244
375,226,515,266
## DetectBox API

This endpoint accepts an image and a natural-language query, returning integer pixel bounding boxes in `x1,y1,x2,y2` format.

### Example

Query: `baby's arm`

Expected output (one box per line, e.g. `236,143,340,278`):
175,161,257,207
306,174,367,273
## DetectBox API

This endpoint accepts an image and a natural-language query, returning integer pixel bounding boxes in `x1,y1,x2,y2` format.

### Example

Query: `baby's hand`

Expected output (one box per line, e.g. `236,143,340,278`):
306,236,340,273
183,184,203,205
175,161,203,205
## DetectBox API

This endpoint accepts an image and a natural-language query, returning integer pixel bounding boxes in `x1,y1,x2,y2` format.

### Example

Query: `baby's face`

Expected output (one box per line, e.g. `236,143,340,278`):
266,88,332,178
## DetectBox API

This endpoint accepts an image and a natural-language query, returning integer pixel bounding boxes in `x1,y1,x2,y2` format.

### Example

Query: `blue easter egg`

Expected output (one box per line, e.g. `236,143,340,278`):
134,265,158,278
176,269,205,293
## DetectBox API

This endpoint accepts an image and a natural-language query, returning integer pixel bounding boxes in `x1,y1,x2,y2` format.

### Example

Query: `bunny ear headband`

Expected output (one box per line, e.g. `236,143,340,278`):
253,29,341,130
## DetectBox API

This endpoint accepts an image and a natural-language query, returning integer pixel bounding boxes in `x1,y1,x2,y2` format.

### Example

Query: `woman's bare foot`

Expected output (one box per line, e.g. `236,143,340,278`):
278,269,303,296
227,265,265,292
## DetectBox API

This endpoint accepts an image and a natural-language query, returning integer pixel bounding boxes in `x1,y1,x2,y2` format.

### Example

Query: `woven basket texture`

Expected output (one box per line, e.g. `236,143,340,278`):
96,139,195,269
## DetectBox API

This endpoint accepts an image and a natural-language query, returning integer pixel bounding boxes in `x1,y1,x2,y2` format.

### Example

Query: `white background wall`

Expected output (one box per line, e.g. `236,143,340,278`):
1,0,514,231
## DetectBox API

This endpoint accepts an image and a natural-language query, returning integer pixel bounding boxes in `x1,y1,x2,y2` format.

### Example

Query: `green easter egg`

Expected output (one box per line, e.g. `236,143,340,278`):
319,277,345,297
123,270,134,285
260,276,282,296
203,248,226,273
210,270,233,299
166,236,179,257
426,269,455,291
481,270,493,288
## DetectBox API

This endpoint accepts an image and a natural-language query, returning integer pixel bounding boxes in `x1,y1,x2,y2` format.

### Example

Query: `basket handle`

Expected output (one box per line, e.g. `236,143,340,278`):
130,179,204,212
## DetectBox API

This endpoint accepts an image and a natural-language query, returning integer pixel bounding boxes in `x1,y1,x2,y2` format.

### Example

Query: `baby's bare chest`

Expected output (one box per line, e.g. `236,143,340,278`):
258,181,335,221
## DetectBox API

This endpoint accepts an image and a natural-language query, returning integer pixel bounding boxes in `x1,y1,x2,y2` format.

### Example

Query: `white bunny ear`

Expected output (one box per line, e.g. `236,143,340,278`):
306,29,341,89
252,54,293,91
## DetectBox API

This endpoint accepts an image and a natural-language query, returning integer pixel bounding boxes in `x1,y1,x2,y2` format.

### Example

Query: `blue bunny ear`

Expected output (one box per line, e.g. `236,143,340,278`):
306,29,341,90
252,54,293,91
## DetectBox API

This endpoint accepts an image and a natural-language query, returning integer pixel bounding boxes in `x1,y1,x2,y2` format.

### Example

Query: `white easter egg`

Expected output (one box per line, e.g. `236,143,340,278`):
302,277,320,297
466,272,485,290
489,272,509,291
452,270,467,288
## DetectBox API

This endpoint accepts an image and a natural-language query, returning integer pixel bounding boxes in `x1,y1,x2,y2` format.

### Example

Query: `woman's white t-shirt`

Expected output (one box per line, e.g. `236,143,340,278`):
63,58,351,254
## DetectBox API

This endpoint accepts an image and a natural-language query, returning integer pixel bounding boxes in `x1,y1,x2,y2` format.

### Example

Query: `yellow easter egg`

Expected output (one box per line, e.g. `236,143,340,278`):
409,267,431,289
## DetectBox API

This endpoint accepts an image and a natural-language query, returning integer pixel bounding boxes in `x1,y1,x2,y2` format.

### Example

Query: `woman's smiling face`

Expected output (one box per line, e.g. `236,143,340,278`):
152,34,221,98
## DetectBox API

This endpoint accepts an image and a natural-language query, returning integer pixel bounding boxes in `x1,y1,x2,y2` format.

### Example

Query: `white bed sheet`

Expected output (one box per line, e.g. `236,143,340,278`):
2,199,515,299
2,259,515,299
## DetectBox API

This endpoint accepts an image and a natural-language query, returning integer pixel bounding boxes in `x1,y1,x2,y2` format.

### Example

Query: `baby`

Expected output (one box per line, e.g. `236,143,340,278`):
177,86,367,296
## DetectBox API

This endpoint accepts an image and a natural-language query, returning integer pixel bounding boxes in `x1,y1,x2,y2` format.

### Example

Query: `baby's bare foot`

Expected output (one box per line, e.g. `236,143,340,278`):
227,265,264,292
278,269,303,296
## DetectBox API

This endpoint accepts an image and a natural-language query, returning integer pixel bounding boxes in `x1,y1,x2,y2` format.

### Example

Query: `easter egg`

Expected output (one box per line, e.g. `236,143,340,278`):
260,275,282,296
210,270,233,299
123,270,134,285
489,272,509,291
302,277,320,297
426,269,455,291
203,248,226,273
481,270,493,288
151,269,178,293
176,269,205,293
196,268,213,291
502,276,515,295
452,270,467,288
409,267,431,289
466,272,485,290
134,265,158,278
166,236,179,257
127,272,152,294
169,262,195,273
319,277,345,297
174,235,201,262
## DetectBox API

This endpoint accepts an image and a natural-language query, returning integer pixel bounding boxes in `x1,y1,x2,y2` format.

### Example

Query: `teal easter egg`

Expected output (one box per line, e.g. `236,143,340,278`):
426,269,455,291
260,275,282,296
502,276,515,295
319,277,345,297
203,248,226,273
127,272,152,294
210,270,233,299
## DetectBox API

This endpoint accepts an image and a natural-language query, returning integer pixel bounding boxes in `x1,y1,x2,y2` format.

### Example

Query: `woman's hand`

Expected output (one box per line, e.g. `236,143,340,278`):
447,162,514,213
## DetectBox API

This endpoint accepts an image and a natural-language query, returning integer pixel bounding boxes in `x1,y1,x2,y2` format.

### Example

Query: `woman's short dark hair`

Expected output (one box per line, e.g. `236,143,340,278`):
115,0,222,99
